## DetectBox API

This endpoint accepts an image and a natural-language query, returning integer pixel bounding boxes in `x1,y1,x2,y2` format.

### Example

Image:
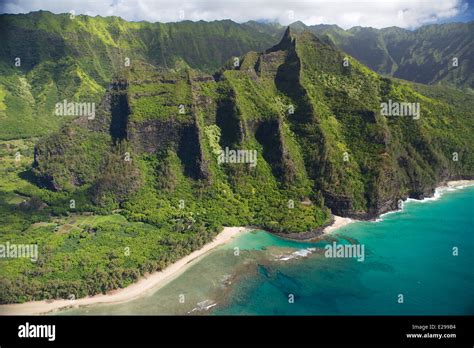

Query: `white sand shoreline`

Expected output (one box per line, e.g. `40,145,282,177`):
444,180,474,189
322,216,355,234
0,226,252,316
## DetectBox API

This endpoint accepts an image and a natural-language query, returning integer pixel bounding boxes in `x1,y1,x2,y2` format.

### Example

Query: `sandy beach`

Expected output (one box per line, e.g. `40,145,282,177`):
323,215,355,234
445,180,474,188
0,226,251,315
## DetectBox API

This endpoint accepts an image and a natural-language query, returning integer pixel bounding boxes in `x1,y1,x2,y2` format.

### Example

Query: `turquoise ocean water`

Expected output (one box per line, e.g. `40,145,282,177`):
60,186,474,315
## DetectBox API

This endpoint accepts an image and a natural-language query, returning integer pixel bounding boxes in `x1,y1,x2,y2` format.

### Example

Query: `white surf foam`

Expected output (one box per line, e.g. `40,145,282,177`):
275,248,313,261
376,183,471,222
187,299,217,313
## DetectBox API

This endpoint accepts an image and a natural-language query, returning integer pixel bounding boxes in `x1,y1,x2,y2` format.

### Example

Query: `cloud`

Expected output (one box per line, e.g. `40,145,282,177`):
0,0,469,29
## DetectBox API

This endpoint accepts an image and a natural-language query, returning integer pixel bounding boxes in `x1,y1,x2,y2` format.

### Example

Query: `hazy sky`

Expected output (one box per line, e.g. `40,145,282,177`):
1,0,473,29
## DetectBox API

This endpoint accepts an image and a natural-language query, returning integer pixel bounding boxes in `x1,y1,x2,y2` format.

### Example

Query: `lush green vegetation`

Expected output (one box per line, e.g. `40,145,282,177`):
0,140,221,303
0,14,472,304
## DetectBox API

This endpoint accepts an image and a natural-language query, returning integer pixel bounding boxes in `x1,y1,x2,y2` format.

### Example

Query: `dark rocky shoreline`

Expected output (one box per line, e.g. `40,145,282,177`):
270,175,474,241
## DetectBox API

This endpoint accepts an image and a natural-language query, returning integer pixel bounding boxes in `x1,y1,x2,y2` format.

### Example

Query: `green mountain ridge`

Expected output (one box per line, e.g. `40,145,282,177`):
0,12,472,140
295,21,474,92
0,11,281,139
33,26,473,223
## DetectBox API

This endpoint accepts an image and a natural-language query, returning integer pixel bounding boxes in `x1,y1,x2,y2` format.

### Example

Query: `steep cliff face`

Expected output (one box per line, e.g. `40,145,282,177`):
109,81,130,143
33,28,473,234
259,29,472,218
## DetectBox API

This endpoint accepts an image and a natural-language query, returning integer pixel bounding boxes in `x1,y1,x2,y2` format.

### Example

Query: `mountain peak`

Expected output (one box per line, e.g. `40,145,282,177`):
265,26,296,53
288,21,308,32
